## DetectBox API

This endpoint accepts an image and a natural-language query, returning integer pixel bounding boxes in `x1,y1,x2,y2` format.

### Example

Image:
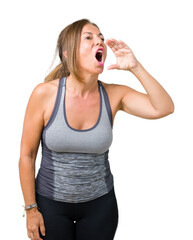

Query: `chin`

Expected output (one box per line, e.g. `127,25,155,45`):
80,64,105,76
97,69,104,74
86,67,104,76
96,65,105,73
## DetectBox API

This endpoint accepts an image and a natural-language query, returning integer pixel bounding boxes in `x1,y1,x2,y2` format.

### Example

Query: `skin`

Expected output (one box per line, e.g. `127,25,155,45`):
19,23,174,240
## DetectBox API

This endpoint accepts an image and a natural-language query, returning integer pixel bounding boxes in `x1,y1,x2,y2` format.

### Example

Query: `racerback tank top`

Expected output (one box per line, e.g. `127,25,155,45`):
35,77,114,203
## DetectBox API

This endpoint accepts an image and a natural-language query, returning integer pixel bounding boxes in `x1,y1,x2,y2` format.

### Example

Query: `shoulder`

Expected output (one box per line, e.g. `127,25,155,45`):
32,78,59,96
31,79,59,100
99,80,134,113
100,80,133,99
28,78,60,112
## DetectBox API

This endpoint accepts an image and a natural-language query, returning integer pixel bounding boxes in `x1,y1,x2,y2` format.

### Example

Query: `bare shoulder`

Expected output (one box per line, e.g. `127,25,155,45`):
32,78,59,98
29,78,60,110
100,81,133,112
100,81,133,95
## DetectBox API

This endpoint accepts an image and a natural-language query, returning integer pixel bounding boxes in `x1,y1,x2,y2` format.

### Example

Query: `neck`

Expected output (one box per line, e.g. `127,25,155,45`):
66,74,99,98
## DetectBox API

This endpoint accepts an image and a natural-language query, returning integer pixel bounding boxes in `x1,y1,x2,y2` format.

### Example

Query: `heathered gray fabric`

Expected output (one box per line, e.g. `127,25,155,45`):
35,77,114,203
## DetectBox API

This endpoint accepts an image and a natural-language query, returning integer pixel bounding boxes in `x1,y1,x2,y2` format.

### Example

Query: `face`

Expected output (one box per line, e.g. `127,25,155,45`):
77,24,107,76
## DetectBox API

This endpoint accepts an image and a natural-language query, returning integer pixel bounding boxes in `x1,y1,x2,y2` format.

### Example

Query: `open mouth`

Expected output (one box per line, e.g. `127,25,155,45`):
95,48,104,66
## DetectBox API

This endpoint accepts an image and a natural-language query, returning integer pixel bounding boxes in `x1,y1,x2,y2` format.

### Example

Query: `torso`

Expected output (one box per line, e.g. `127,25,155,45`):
43,78,122,130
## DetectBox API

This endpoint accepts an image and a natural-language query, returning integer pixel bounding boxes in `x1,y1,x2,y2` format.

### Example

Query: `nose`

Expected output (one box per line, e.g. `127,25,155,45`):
95,35,103,45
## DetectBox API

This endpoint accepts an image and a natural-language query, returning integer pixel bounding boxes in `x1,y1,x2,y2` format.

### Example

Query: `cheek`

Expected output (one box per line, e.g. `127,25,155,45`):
79,49,92,64
77,49,87,66
77,48,93,68
104,51,107,60
79,43,91,56
104,45,107,60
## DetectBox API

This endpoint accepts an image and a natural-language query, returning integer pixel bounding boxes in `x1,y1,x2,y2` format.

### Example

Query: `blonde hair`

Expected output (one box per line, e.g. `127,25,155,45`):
44,19,99,83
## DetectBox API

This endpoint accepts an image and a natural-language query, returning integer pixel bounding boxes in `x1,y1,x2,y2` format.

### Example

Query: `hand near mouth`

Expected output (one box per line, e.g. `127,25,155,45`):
105,39,139,71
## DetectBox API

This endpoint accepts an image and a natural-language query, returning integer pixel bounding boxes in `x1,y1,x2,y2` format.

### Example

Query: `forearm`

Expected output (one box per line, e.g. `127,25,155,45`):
130,62,175,114
19,156,36,206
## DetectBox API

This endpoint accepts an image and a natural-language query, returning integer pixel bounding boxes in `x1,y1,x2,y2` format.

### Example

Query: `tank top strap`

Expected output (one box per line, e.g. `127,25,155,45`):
98,79,102,86
61,76,66,87
98,80,113,128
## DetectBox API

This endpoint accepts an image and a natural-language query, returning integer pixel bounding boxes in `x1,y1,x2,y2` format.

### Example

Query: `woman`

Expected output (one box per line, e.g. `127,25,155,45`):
19,19,174,240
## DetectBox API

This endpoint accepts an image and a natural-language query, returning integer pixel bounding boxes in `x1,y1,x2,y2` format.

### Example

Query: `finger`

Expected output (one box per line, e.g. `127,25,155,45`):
105,39,119,51
118,40,129,49
106,44,118,54
117,49,131,56
117,41,125,49
27,230,34,239
107,64,119,70
105,38,117,45
27,231,31,238
30,231,34,240
33,228,41,240
105,38,115,47
107,40,119,50
106,39,122,47
40,222,46,236
106,39,130,51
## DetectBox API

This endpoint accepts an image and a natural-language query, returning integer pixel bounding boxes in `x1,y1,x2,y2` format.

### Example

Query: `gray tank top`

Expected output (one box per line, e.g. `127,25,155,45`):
35,77,114,203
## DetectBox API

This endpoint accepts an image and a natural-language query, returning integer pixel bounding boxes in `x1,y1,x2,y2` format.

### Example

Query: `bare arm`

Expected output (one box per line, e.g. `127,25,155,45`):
120,62,174,119
19,83,46,239
106,39,174,119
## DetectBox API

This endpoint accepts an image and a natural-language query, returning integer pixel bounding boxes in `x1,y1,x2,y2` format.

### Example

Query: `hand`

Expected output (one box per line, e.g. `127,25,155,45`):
26,208,45,240
105,38,139,71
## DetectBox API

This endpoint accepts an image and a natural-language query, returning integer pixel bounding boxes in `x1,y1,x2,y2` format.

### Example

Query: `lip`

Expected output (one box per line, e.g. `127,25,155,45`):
95,48,105,66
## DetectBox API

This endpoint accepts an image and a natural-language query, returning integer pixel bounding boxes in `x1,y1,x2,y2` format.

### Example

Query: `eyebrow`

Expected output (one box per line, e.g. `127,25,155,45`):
82,32,104,37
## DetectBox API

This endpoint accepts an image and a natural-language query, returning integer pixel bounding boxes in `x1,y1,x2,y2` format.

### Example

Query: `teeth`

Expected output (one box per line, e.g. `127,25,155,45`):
95,49,103,63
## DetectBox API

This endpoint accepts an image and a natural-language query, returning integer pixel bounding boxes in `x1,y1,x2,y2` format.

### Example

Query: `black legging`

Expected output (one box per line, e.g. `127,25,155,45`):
36,187,119,240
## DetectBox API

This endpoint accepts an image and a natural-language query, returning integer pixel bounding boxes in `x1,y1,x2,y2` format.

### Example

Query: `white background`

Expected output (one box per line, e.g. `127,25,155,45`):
1,0,192,239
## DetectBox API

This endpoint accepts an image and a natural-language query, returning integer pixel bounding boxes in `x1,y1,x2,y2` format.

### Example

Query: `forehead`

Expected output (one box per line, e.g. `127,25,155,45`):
81,24,102,35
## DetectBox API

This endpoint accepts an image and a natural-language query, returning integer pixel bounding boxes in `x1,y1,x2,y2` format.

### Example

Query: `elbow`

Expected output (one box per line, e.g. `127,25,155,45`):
159,94,175,117
169,97,175,114
18,156,35,173
168,101,175,115
164,97,175,116
160,98,175,117
152,101,175,119
157,104,175,119
166,107,174,117
171,101,175,113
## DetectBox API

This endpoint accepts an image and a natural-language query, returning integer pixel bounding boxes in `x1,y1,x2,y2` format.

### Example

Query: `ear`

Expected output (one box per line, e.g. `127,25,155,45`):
63,50,67,59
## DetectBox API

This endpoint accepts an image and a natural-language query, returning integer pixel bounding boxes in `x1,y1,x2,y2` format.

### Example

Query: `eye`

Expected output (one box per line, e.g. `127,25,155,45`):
101,37,105,42
85,36,92,40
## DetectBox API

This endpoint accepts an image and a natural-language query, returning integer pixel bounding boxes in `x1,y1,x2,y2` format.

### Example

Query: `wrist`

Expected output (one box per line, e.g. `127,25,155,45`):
22,202,40,217
26,207,39,215
25,203,38,210
129,61,142,74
